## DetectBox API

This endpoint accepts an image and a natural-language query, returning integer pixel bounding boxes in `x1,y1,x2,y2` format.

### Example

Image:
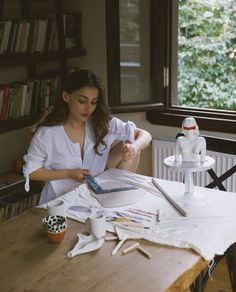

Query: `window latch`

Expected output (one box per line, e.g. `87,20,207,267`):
163,67,169,88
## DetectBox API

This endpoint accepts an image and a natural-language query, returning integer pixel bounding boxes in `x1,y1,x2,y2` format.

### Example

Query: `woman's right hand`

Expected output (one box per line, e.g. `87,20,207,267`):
68,168,90,182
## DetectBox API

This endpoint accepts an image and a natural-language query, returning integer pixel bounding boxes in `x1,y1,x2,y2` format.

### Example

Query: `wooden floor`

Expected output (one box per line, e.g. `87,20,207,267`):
205,258,232,292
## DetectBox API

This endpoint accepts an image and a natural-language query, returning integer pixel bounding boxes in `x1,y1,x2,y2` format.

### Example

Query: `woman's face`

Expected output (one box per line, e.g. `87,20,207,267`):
63,86,99,123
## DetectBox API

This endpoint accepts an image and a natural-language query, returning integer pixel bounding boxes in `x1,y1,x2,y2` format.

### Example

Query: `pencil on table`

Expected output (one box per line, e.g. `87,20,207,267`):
106,236,118,241
133,209,156,216
152,178,188,217
137,246,152,259
111,234,127,256
122,242,140,254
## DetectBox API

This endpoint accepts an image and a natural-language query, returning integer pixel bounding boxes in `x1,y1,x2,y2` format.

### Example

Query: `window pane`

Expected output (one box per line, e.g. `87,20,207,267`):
177,0,236,110
119,0,151,104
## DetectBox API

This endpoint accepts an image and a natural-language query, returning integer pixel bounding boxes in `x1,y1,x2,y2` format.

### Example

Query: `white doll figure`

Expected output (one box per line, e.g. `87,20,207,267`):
175,117,206,163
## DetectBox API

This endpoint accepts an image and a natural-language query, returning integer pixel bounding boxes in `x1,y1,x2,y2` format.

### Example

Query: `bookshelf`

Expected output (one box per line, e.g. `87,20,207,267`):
0,0,86,133
0,0,85,219
0,171,42,222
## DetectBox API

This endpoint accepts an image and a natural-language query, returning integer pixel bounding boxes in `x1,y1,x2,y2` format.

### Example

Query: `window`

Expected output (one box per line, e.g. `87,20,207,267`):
177,0,236,111
106,0,236,133
105,0,165,112
119,0,151,104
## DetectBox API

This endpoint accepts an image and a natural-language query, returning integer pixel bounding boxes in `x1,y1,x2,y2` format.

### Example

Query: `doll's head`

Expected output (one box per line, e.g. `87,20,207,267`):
182,117,199,138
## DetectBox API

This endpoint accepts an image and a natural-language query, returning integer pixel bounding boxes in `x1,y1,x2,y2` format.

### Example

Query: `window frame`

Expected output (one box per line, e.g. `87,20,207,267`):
106,0,236,134
148,0,236,134
105,0,165,113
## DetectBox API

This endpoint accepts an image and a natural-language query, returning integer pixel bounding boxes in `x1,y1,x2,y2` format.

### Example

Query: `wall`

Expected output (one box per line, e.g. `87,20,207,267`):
0,0,235,175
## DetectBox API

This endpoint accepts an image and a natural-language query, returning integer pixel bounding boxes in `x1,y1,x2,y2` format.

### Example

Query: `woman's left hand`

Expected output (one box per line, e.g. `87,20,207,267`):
121,142,139,161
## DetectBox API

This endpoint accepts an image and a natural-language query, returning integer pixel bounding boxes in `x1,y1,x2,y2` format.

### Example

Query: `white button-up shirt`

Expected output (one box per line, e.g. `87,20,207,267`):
23,117,136,204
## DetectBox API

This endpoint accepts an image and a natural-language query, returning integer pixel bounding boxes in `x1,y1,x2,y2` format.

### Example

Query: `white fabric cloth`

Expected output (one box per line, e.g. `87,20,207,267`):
67,234,104,257
23,117,136,205
40,169,236,261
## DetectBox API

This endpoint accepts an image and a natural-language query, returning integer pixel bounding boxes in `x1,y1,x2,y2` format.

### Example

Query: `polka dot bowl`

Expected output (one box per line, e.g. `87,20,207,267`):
42,215,67,243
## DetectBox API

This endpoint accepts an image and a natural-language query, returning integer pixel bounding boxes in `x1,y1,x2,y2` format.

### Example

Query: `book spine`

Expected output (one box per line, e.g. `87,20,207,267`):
0,85,10,120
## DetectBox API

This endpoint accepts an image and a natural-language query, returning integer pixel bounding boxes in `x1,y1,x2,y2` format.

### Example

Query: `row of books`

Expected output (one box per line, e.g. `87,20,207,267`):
0,74,62,121
0,13,82,55
0,191,41,222
0,19,58,55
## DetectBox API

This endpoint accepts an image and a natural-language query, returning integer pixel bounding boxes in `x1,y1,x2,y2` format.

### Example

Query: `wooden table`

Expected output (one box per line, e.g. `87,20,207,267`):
0,208,208,292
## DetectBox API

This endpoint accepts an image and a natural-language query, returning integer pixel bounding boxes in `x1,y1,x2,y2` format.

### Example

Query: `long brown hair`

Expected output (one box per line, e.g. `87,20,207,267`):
39,69,110,154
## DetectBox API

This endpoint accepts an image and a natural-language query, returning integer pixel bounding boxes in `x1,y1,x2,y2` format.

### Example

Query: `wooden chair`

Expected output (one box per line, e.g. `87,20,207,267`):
190,135,236,292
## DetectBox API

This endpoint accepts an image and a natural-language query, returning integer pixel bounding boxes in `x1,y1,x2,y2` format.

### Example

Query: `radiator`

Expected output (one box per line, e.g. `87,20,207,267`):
152,139,236,193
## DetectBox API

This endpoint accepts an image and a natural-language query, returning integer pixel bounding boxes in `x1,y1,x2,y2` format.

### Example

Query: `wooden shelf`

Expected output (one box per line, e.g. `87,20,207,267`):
0,0,86,134
0,0,85,213
0,48,86,68
0,113,42,133
0,179,42,199
0,181,25,199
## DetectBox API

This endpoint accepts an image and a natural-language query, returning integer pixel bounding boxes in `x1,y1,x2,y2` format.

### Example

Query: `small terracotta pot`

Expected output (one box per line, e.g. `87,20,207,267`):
46,229,66,243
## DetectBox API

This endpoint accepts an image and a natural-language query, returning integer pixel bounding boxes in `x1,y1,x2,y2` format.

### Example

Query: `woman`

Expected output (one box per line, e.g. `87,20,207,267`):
23,69,152,204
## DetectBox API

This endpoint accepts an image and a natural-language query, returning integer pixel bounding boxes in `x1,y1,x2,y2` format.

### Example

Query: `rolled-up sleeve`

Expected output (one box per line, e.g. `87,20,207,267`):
23,130,47,191
109,117,136,143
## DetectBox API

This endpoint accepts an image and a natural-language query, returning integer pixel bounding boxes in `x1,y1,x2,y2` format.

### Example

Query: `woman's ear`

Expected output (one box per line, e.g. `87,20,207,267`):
62,91,69,103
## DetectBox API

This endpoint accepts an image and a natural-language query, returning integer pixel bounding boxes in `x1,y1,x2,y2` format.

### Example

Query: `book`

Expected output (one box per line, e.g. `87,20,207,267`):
44,18,53,52
0,22,4,47
11,21,20,53
85,175,139,194
5,86,12,119
0,203,6,221
31,19,39,54
8,83,24,118
7,21,17,52
30,79,41,114
0,87,4,119
41,78,51,110
19,21,31,53
85,176,146,208
49,75,61,104
0,84,10,120
47,21,57,52
14,21,23,53
0,196,19,220
26,20,35,53
0,200,12,221
0,21,12,54
24,80,34,116
19,82,28,117
35,19,48,53
17,192,31,213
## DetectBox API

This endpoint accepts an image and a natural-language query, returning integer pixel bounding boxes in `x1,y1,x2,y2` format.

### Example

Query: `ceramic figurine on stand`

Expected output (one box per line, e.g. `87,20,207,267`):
174,117,206,194
164,117,215,197
175,117,206,163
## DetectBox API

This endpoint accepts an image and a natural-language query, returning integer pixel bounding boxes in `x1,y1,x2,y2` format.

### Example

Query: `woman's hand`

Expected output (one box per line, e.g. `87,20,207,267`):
121,142,139,161
68,168,90,182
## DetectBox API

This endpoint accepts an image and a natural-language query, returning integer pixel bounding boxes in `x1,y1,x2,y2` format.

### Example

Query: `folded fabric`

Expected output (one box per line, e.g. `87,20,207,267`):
67,233,105,258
